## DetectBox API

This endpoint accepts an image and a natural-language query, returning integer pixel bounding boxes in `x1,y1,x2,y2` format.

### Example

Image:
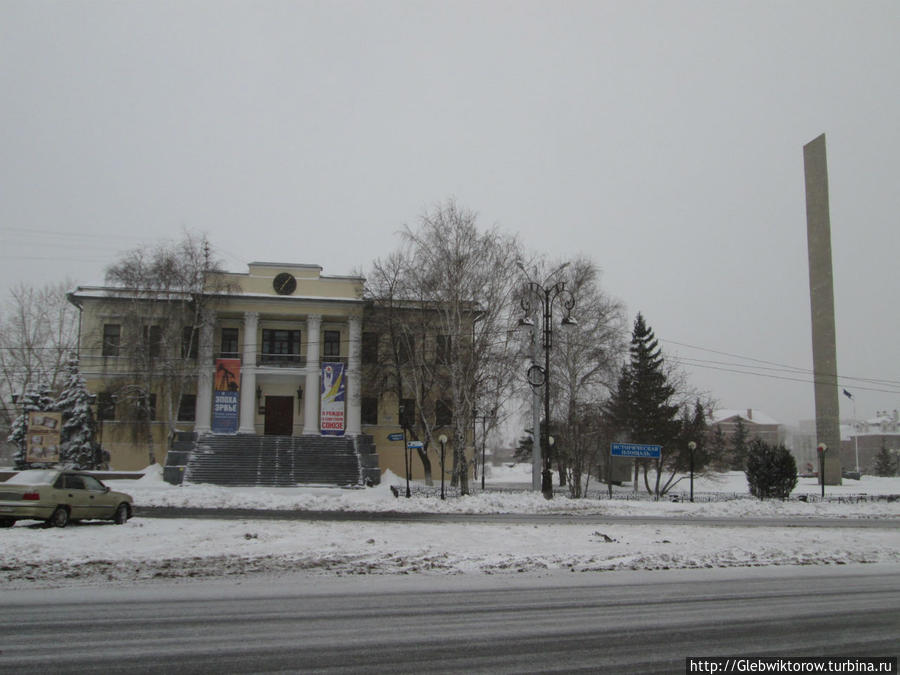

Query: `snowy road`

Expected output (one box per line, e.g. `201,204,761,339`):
135,505,900,528
2,566,897,674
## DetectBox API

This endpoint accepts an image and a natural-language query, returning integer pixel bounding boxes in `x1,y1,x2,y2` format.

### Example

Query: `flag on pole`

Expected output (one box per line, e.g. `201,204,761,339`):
842,388,853,400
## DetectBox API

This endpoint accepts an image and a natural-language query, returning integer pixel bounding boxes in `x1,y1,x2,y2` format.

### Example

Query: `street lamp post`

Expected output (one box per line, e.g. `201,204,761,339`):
817,443,827,498
438,434,448,500
473,408,496,491
688,441,697,503
518,265,576,500
399,402,411,498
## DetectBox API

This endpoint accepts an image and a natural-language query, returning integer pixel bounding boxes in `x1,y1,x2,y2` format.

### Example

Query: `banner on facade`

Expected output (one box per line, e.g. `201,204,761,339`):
27,412,62,463
212,358,241,433
320,362,346,436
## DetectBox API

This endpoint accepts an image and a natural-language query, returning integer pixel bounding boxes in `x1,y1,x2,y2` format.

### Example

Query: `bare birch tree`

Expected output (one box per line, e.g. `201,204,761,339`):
0,281,79,461
369,200,522,495
365,250,442,484
102,232,235,465
549,258,627,496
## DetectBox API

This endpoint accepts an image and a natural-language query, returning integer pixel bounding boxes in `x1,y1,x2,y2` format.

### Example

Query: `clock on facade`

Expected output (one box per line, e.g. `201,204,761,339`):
273,272,297,295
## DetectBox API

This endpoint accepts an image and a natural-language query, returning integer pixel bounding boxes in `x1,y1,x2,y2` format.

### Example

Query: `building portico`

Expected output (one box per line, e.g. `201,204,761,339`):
195,264,364,440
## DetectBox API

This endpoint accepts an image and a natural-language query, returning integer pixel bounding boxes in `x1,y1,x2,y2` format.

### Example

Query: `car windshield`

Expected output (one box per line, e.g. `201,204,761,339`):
5,470,59,485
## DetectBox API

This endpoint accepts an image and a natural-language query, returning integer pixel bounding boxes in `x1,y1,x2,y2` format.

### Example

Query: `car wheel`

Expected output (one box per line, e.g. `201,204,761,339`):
50,507,69,528
113,503,130,525
0,518,15,528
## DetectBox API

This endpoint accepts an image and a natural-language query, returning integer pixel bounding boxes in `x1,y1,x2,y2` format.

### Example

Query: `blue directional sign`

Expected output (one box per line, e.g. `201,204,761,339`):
387,432,404,441
611,442,662,459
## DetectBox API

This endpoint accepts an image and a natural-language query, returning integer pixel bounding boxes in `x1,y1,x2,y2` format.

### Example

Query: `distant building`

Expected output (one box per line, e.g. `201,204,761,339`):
840,410,900,475
707,409,785,469
710,409,784,448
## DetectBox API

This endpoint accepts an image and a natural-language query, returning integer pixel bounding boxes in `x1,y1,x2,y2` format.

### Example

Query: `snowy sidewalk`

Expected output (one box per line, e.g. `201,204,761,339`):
1,466,897,589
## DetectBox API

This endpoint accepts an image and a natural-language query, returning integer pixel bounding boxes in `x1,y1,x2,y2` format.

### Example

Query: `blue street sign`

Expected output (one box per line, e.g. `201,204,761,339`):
407,441,424,450
387,432,404,441
611,442,662,459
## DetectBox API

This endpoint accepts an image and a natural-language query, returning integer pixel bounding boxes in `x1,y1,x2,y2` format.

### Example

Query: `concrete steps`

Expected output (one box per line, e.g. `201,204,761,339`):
168,433,379,487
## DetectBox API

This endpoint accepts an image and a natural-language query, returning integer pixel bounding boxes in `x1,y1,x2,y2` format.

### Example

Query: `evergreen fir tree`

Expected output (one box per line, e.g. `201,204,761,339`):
607,314,680,444
678,400,709,472
730,418,749,470
745,439,797,499
710,424,729,470
873,444,897,477
54,354,100,469
605,313,682,494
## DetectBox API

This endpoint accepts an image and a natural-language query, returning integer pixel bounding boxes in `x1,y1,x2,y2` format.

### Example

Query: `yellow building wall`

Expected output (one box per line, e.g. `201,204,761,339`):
70,264,477,479
98,421,172,471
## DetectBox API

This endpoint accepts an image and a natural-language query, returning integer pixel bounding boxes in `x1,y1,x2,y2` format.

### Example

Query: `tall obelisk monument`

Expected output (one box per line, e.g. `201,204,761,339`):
803,133,842,485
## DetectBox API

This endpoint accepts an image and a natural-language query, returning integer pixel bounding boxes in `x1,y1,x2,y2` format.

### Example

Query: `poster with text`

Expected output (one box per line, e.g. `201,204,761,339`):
212,358,241,433
320,362,346,436
27,412,61,463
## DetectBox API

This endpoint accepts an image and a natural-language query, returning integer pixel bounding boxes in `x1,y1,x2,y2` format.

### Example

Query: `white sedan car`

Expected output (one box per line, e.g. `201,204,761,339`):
0,469,133,528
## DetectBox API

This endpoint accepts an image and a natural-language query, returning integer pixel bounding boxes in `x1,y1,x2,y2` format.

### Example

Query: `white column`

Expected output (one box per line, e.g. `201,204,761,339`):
194,309,215,434
238,312,258,434
346,315,362,436
302,314,322,435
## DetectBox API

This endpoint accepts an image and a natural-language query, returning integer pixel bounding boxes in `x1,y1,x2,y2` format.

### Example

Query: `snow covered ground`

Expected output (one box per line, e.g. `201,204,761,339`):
1,464,898,589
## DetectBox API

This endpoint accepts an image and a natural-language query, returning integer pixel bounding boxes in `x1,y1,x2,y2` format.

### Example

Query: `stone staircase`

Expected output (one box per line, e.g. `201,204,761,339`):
164,433,380,487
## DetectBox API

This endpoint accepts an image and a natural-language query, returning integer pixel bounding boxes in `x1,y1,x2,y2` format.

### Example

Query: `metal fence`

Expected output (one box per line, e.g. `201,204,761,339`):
390,483,899,504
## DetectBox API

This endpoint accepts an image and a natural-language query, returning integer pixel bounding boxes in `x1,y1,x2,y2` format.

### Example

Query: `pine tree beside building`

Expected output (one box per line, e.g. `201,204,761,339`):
54,354,100,469
710,424,729,471
873,443,897,477
730,417,749,470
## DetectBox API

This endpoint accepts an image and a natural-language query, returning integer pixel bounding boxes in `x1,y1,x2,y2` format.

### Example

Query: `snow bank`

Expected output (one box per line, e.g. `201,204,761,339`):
2,467,897,589
2,518,897,589
99,467,900,519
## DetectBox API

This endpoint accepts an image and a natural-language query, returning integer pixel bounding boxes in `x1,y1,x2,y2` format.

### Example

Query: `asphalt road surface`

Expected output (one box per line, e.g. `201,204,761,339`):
136,505,900,529
2,566,897,674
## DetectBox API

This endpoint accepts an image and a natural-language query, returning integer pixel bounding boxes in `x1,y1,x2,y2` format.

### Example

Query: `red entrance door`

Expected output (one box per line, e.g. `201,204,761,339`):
264,396,294,436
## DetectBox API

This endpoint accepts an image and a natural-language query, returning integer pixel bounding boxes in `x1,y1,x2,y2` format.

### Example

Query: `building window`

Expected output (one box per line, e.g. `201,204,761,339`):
182,326,199,359
436,400,452,427
261,329,301,364
136,393,157,421
362,397,378,425
394,336,414,365
435,335,451,364
399,398,415,429
97,392,116,420
221,327,239,358
143,325,162,358
362,332,379,364
324,330,341,359
177,394,196,421
102,324,120,357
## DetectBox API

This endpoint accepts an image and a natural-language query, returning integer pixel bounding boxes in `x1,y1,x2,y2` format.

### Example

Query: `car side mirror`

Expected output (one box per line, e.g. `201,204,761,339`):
104,486,110,493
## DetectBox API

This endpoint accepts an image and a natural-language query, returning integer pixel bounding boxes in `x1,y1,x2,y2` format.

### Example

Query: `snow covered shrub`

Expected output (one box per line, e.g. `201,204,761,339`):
744,439,797,500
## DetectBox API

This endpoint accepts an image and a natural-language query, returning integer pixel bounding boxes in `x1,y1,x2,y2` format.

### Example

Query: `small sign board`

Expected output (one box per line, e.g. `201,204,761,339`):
388,432,404,442
611,442,661,459
407,441,424,450
27,412,61,463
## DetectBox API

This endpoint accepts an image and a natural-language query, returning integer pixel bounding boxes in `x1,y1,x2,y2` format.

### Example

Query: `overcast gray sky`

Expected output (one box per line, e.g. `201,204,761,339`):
2,1,898,427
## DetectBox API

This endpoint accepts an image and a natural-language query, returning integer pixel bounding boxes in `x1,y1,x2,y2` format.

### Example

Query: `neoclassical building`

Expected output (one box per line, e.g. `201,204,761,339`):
69,262,466,485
